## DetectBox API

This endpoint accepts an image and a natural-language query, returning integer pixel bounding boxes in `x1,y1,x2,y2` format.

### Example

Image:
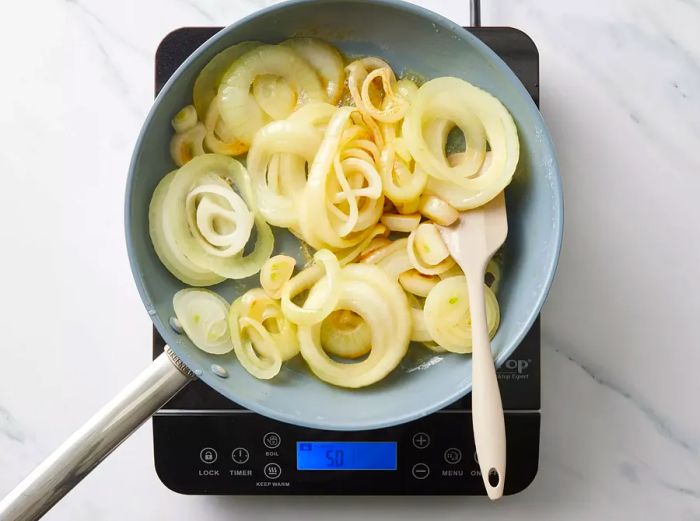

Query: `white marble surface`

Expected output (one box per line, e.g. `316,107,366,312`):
1,0,699,519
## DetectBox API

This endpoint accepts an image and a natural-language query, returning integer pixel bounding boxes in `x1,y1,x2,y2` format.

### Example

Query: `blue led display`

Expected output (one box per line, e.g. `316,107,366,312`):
296,441,397,471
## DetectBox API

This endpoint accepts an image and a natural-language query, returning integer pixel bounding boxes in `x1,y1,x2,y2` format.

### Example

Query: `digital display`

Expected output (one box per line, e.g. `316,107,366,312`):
297,441,397,471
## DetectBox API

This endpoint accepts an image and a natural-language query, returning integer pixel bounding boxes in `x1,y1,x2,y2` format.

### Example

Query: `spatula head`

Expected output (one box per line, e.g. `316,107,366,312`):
438,192,508,272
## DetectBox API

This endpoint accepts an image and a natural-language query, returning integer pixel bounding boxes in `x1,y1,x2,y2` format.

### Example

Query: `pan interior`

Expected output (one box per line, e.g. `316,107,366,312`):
125,0,562,431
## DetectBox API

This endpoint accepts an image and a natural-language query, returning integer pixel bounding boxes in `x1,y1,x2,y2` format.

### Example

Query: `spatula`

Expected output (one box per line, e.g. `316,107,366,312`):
438,191,508,500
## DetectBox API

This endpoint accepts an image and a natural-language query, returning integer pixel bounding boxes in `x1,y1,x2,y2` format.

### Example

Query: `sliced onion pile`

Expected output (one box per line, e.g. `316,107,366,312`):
173,289,232,354
151,39,519,388
296,260,411,388
228,288,298,379
403,77,520,210
423,276,500,353
150,154,273,284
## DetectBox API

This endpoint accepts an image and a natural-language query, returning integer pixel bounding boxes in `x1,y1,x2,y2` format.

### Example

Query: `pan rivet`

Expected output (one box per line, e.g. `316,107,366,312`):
169,316,183,334
194,369,203,377
211,364,229,378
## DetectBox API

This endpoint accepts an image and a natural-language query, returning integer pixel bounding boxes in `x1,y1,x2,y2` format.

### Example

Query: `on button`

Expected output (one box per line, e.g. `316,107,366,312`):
412,463,430,479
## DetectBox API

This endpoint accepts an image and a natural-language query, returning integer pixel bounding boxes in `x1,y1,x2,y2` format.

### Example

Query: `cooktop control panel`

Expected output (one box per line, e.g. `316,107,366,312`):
153,412,539,495
152,26,541,496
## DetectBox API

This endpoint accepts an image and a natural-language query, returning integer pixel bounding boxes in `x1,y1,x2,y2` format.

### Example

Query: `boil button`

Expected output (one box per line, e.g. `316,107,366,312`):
263,432,282,449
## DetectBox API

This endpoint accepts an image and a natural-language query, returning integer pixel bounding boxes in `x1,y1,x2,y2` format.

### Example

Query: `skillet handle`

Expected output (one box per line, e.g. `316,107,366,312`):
470,0,481,27
0,348,194,521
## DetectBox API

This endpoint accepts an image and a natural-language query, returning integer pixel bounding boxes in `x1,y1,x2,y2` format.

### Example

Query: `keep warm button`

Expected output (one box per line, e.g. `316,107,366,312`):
264,462,282,480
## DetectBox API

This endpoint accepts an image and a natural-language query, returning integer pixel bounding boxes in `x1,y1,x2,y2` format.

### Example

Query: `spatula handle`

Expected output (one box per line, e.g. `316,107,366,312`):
467,272,506,500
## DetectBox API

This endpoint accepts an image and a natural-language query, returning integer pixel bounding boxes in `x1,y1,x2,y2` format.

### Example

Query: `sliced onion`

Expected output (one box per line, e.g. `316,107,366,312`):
170,123,206,166
163,154,273,279
403,77,519,209
246,119,322,228
427,152,497,210
422,341,448,353
373,239,413,280
358,236,393,262
219,44,327,145
203,96,252,156
396,78,419,100
287,100,337,129
393,136,413,164
320,309,372,359
360,67,409,123
335,224,388,266
280,249,341,326
252,74,297,120
395,197,421,215
193,41,263,120
410,308,435,344
418,195,459,226
298,263,410,388
149,171,224,286
407,223,454,274
399,269,440,297
378,144,427,205
380,212,421,233
438,263,464,280
171,105,198,133
228,288,298,379
345,57,391,115
282,37,345,104
260,255,296,299
173,288,231,354
404,293,442,346
423,276,500,353
299,106,384,250
360,236,407,265
185,181,254,257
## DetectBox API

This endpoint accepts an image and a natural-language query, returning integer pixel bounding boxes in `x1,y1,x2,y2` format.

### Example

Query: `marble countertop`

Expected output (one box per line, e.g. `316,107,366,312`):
1,0,698,519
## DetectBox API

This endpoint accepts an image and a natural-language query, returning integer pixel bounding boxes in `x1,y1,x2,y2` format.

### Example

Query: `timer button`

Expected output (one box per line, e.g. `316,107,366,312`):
231,447,249,465
199,447,218,464
264,462,282,480
412,463,430,479
263,432,282,449
444,448,462,465
412,432,430,449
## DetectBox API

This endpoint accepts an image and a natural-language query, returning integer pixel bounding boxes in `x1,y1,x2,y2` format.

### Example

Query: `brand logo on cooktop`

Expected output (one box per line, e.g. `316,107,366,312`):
497,359,531,381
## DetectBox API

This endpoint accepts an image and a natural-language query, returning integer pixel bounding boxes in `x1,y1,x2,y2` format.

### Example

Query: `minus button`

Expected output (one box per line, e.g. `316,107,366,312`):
412,463,430,479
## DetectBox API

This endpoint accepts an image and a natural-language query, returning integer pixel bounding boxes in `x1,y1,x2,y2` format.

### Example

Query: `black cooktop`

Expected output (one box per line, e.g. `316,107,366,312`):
152,26,540,496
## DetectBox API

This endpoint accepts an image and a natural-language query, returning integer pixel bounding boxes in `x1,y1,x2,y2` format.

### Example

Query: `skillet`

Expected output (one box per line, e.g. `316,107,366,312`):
0,1,562,519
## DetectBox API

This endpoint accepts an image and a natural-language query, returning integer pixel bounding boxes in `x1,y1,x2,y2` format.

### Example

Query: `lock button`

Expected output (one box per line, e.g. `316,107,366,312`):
199,447,218,464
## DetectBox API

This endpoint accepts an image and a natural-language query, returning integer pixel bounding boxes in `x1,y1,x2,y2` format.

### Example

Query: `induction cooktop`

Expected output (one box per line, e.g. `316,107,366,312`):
152,24,541,496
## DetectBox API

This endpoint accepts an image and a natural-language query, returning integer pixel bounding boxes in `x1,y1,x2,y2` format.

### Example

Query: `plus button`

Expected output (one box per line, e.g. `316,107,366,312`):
412,432,431,449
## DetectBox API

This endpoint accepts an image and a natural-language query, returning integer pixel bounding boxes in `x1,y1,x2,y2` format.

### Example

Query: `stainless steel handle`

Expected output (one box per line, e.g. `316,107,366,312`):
0,348,194,521
470,0,481,27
